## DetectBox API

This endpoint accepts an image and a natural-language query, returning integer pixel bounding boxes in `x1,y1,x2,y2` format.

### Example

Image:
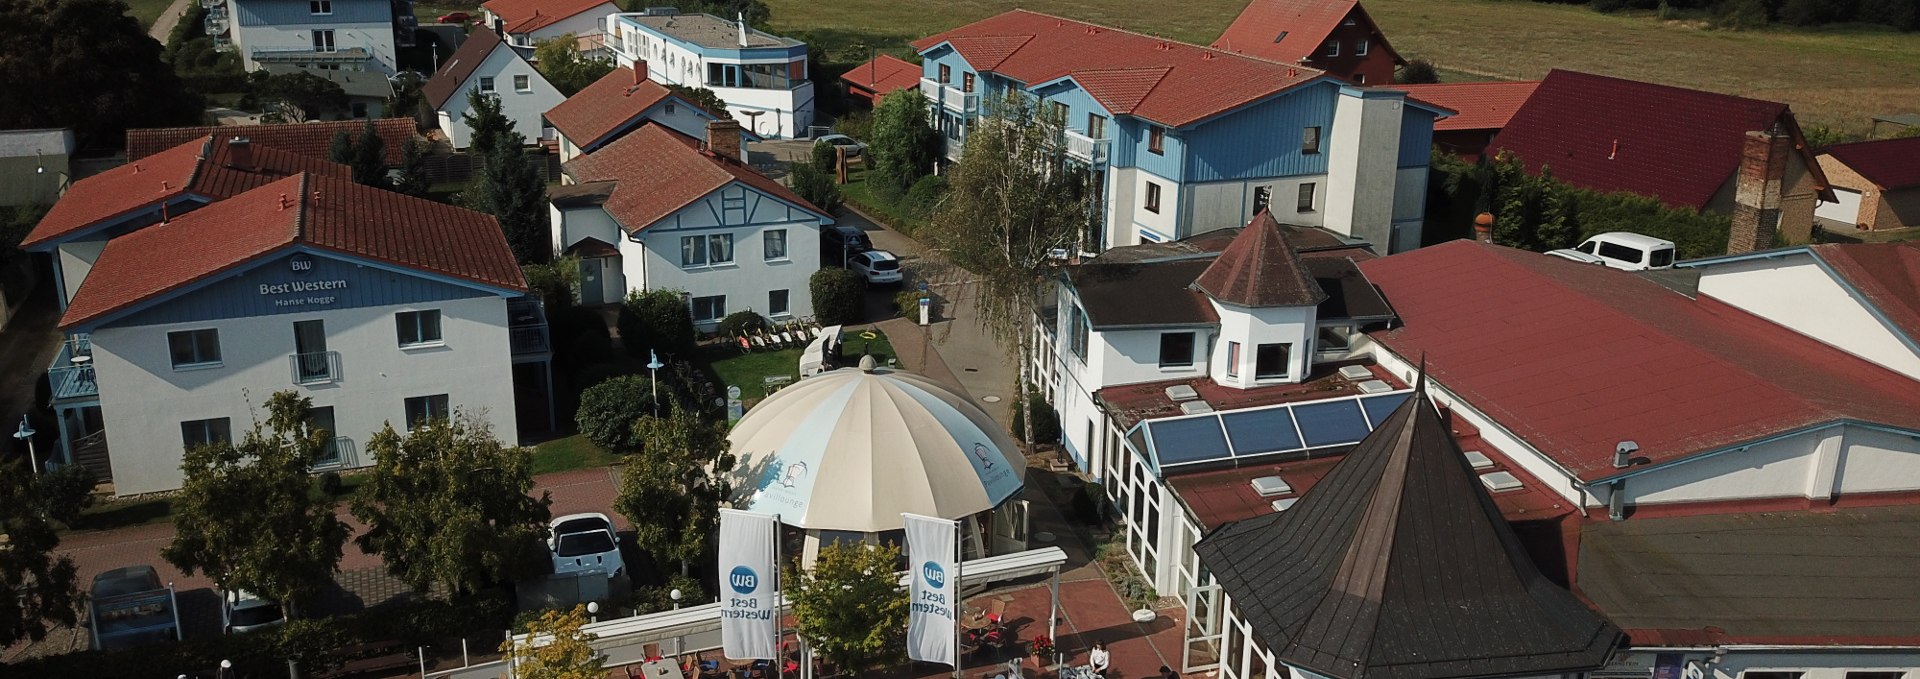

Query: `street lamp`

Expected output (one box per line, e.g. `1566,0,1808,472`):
669,587,683,610
587,601,600,623
646,350,666,416
218,659,233,679
13,416,37,475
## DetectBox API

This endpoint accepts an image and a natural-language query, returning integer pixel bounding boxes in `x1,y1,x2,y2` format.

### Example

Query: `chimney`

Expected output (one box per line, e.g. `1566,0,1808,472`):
228,136,254,169
706,119,743,163
633,59,648,84
1727,126,1791,255
1473,212,1494,243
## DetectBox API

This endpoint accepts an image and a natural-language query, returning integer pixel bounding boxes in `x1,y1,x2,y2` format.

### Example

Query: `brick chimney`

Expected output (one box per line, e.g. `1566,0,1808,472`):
633,59,648,84
705,119,743,163
228,136,254,169
1473,212,1494,243
1727,125,1791,255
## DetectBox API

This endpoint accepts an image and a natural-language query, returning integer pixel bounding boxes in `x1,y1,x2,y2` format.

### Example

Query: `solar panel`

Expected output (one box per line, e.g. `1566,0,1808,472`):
1359,392,1412,427
1221,408,1302,457
1148,417,1231,466
1292,399,1370,448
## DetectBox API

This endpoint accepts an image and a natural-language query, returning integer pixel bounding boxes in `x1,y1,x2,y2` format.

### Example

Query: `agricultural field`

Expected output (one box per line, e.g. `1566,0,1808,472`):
767,0,1920,134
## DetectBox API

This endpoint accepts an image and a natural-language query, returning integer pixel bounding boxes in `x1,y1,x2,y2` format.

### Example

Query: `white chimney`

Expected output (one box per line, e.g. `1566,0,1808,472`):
737,11,748,47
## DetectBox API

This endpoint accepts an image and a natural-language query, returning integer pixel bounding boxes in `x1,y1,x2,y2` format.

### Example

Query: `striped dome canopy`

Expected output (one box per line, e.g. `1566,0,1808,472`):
725,365,1024,533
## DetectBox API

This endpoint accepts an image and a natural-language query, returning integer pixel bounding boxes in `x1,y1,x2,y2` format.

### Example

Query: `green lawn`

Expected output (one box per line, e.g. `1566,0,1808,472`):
839,167,924,234
703,327,896,402
768,0,1920,135
530,433,620,475
126,0,179,32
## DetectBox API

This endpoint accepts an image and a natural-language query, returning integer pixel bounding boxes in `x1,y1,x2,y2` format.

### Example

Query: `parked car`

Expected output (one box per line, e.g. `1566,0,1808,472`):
88,566,180,650
436,11,470,23
221,590,287,634
548,513,625,578
822,225,875,266
850,249,905,285
814,134,867,159
1546,232,1676,271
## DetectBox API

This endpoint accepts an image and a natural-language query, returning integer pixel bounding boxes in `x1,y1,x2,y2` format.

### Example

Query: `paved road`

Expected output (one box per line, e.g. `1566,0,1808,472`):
148,0,192,41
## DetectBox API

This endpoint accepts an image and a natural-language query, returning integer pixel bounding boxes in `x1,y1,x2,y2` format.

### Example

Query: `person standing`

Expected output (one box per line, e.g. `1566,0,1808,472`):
1089,641,1111,678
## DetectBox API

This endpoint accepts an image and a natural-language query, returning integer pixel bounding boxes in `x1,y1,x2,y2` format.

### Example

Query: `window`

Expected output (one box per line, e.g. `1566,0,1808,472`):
309,0,330,14
404,394,450,429
1317,325,1352,352
1650,248,1674,268
1252,185,1273,215
1842,673,1903,679
1599,241,1644,264
1255,343,1291,380
478,76,495,93
1324,40,1340,57
680,234,734,267
1088,113,1108,140
1743,674,1805,679
1049,101,1068,123
1297,182,1316,212
1355,73,1367,84
763,229,788,260
769,289,790,317
1577,241,1598,254
1226,341,1241,378
1145,182,1162,214
168,329,222,369
690,295,726,322
1148,125,1165,155
311,29,335,52
706,63,739,88
963,72,975,93
513,74,530,92
1158,332,1195,368
1302,126,1321,154
352,102,368,118
1066,305,1090,362
664,103,676,114
396,310,443,347
1355,39,1369,56
307,406,341,466
180,418,232,450
939,64,951,83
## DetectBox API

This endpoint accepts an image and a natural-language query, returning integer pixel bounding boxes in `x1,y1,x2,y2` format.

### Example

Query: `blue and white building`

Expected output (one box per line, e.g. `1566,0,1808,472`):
210,0,409,74
605,8,814,139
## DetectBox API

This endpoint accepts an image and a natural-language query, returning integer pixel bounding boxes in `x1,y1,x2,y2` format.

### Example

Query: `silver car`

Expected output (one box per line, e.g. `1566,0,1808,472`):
221,589,287,634
549,513,625,577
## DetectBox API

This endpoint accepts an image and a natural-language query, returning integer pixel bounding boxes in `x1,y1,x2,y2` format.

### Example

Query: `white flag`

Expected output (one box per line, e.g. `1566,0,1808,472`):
905,512,958,666
719,508,779,660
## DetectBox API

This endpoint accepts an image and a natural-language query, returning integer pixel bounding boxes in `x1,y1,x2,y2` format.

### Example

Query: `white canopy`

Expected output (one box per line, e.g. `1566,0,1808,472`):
725,364,1024,533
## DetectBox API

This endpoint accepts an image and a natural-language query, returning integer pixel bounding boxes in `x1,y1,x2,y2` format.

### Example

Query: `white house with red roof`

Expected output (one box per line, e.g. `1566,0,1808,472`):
910,10,1447,254
544,64,740,162
480,0,617,49
606,9,814,139
552,121,830,321
424,27,565,149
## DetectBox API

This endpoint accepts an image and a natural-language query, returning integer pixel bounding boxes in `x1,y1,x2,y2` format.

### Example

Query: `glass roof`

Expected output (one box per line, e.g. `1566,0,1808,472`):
1141,391,1412,471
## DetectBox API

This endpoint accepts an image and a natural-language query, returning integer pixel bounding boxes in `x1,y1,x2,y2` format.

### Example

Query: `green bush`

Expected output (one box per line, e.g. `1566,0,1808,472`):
810,268,865,325
617,289,696,358
34,461,97,526
717,310,769,336
790,161,843,214
575,375,658,452
833,110,873,142
903,174,947,218
1009,390,1061,445
893,287,933,321
634,574,708,615
811,139,838,172
1395,59,1440,84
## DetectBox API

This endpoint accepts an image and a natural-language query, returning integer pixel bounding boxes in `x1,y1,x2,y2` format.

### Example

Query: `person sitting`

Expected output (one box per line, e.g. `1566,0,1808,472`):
1089,642,1111,678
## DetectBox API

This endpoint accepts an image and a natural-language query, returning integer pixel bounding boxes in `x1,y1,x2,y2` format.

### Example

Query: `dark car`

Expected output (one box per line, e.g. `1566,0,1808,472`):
436,11,470,23
821,225,874,266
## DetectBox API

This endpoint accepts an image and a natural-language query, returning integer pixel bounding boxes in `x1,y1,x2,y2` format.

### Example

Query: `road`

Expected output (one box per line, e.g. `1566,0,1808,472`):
148,0,192,41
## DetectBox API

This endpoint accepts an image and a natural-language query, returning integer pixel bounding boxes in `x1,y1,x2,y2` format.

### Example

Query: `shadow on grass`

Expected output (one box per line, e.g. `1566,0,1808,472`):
72,497,175,532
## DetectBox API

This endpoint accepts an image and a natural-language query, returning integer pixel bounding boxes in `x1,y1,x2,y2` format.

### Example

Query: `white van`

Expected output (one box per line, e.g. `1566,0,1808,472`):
1547,232,1676,271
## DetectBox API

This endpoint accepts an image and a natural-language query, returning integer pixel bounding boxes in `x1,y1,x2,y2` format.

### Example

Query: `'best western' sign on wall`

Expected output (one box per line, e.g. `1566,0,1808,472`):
108,251,488,329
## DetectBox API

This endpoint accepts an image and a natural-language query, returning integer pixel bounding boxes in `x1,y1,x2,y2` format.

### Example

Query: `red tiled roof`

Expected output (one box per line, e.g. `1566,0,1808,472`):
61,173,525,329
1812,242,1920,344
128,119,416,165
1822,136,1920,190
483,0,613,34
561,124,826,232
910,10,1327,128
1391,81,1539,132
1211,0,1401,66
838,54,922,97
1193,211,1327,307
1360,240,1920,482
546,69,680,150
425,27,508,109
1492,69,1818,211
25,136,347,249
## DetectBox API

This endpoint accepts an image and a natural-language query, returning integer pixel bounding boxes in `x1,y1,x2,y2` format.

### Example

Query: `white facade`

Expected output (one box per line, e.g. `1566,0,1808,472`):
437,45,565,149
607,12,815,139
1323,90,1408,252
1685,251,1920,381
226,0,399,74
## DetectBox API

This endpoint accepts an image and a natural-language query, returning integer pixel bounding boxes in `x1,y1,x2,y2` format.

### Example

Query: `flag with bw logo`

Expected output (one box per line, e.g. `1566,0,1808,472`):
719,508,779,659
904,513,958,666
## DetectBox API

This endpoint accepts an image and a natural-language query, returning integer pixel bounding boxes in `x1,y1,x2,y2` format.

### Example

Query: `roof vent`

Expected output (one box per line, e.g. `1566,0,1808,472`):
1462,450,1494,470
1356,379,1393,394
1479,471,1523,493
1250,475,1292,497
1270,498,1298,512
1178,400,1214,415
1337,365,1372,380
1613,441,1639,469
1164,384,1199,402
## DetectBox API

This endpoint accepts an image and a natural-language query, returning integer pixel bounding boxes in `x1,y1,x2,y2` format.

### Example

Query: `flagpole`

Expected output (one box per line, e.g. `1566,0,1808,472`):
952,517,963,679
774,513,785,679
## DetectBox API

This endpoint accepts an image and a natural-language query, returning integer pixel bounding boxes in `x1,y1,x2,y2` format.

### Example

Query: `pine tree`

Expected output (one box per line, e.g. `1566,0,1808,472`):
392,138,431,197
461,90,550,263
351,121,386,187
328,128,354,165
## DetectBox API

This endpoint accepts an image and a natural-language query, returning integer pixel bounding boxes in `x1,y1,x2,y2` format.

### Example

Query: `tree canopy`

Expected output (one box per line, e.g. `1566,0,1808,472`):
534,34,615,96
0,458,83,647
867,89,941,202
787,543,910,673
461,90,551,263
0,0,205,141
245,70,350,123
667,83,732,120
614,405,734,574
575,375,660,452
502,605,607,679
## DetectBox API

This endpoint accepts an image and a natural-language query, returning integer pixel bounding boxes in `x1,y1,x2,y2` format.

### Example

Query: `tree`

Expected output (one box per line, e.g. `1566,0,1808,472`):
463,88,514,159
393,138,432,197
328,128,355,165
163,392,351,616
350,413,553,597
0,0,204,140
614,405,733,575
787,543,909,674
789,161,842,213
867,89,941,201
352,121,388,186
575,375,660,451
811,139,837,173
386,70,426,120
919,92,1090,446
809,268,863,325
461,90,551,264
1396,59,1440,84
31,461,97,527
0,458,82,647
616,288,697,358
246,70,349,122
502,605,607,679
534,34,615,96
667,83,731,119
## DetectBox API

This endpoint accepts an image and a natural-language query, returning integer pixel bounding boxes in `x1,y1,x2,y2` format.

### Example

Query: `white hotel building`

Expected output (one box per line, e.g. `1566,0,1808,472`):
605,8,814,139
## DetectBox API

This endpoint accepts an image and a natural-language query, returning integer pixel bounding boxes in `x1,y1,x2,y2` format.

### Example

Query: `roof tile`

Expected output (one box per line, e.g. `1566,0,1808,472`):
1390,81,1539,132
546,68,696,151
425,27,508,109
838,54,923,97
481,0,613,33
128,119,416,165
1194,211,1328,307
560,123,825,232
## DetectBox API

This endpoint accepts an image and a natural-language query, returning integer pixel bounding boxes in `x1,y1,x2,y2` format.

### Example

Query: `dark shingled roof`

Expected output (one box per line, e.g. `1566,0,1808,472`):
1194,387,1622,679
1070,259,1218,329
1195,212,1327,308
1304,257,1391,320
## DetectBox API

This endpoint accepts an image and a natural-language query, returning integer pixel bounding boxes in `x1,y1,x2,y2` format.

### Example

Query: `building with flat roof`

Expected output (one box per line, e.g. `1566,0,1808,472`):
211,0,407,74
0,128,74,207
606,9,814,138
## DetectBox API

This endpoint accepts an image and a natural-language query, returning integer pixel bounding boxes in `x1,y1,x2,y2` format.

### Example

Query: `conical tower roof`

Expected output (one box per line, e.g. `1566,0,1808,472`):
1193,385,1621,679
1192,211,1327,307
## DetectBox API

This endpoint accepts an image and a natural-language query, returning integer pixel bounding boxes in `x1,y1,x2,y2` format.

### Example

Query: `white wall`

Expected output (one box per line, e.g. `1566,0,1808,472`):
610,18,815,138
57,239,107,305
1693,253,1920,381
551,204,621,255
1091,326,1212,388
1211,301,1315,389
438,46,565,149
1323,91,1403,252
90,295,518,495
556,96,725,162
237,22,398,74
1125,167,1180,243
1185,175,1331,235
624,184,824,324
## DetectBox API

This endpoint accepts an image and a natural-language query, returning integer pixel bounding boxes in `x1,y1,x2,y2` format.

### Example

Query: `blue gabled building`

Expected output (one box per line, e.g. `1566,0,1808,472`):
909,10,1449,253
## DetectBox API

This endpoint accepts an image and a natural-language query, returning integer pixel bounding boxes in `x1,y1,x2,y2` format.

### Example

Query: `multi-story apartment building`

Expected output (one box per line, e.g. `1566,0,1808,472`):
206,0,409,74
605,8,814,139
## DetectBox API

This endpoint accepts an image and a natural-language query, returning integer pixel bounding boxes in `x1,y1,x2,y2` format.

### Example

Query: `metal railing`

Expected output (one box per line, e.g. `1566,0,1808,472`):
507,296,551,356
289,351,342,386
312,436,359,470
48,334,97,402
920,77,978,112
1062,129,1111,165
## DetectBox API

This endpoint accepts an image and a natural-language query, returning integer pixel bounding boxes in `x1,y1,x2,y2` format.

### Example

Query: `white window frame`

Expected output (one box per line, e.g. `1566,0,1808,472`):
769,289,791,318
311,29,336,52
168,328,223,370
1355,39,1369,56
404,394,450,430
309,0,331,14
396,309,444,348
478,76,495,93
1254,343,1292,381
680,233,736,268
181,417,232,450
1324,40,1339,57
1158,331,1195,369
690,295,727,322
1297,182,1317,212
763,229,788,261
513,74,531,92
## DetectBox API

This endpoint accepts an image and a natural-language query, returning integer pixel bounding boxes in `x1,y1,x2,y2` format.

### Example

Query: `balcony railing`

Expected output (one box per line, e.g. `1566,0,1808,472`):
289,351,342,386
48,334,97,402
920,78,978,112
508,296,552,357
312,436,359,470
1062,129,1111,165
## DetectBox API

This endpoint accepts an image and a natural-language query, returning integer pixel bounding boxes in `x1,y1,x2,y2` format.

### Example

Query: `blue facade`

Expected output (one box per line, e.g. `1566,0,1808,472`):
1183,83,1339,182
1398,108,1437,168
919,45,975,89
96,249,493,330
1031,78,1113,133
236,0,393,26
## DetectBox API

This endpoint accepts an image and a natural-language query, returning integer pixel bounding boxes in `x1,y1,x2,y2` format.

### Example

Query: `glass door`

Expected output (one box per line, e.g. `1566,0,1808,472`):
1183,584,1223,673
293,320,329,383
307,406,340,467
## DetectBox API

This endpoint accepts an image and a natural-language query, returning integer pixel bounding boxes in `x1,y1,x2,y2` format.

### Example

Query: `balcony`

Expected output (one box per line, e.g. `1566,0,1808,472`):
289,351,342,386
1062,129,1111,166
204,15,226,35
508,296,552,359
312,436,360,470
920,78,978,113
252,46,370,64
48,335,97,402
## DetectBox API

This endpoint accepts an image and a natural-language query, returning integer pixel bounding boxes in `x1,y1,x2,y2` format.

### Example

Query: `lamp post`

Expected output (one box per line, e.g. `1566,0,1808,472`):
13,416,37,475
587,601,600,624
647,350,665,416
669,587,682,610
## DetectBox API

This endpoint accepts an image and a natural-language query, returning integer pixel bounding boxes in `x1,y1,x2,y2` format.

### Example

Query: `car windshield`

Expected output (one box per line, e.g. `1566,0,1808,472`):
873,259,900,271
229,602,283,627
553,517,610,535
1650,248,1674,268
556,531,616,557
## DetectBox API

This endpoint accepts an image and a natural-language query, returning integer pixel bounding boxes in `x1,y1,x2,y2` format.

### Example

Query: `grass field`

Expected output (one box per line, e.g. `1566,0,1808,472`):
770,0,1920,134
126,0,178,33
